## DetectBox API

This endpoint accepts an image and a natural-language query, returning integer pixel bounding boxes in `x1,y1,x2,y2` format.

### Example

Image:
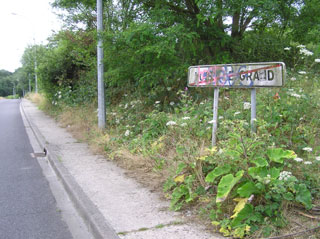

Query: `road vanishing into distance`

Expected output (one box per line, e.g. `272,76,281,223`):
0,99,72,239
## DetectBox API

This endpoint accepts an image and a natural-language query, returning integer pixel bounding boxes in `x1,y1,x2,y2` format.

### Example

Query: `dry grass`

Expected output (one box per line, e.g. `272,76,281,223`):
26,93,47,108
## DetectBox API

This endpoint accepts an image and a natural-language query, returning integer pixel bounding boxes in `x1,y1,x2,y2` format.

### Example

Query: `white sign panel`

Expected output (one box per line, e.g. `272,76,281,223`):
188,62,285,88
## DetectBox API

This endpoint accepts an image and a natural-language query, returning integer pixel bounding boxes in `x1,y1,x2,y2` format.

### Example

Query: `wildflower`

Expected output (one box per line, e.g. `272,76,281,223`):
185,87,188,91
58,95,62,99
124,130,130,137
155,101,160,104
315,59,320,63
288,92,301,98
284,47,291,51
243,102,251,110
279,171,292,181
180,123,187,127
208,120,215,124
166,121,177,126
218,116,224,120
182,117,190,120
302,147,312,152
288,89,294,92
298,71,307,75
170,102,175,106
290,77,297,81
299,48,313,56
297,45,306,48
200,102,204,105
294,157,303,162
234,112,241,115
124,103,128,109
315,156,320,161
167,87,172,91
304,161,312,165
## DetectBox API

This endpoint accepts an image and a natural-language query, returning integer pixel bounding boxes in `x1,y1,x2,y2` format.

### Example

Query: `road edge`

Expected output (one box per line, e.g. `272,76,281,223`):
20,99,120,239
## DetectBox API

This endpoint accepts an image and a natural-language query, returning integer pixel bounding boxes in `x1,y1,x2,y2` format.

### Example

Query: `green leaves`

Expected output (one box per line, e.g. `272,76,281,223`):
295,184,312,210
237,181,259,198
205,164,231,183
267,148,296,164
216,171,244,203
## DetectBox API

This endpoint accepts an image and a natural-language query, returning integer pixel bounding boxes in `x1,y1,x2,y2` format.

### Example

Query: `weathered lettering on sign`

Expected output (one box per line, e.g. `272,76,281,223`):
188,62,285,88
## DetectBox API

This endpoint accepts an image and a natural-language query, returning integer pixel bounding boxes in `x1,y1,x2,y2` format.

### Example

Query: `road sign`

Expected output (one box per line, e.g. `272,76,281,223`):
188,62,285,88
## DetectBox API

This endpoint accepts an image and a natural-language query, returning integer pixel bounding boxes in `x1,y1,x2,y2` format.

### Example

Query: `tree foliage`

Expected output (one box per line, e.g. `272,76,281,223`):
12,0,319,103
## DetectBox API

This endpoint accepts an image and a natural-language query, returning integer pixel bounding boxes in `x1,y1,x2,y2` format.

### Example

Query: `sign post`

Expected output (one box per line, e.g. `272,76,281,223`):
188,62,285,146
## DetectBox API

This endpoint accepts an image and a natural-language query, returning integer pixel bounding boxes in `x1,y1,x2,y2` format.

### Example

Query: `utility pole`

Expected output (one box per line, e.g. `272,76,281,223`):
35,60,38,93
28,74,31,92
97,0,106,129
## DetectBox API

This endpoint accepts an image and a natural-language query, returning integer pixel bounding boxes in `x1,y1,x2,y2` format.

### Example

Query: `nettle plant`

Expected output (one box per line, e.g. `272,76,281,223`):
165,119,314,238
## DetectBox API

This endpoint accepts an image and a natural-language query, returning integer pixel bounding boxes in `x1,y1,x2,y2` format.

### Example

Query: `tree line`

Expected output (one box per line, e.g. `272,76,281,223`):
1,0,319,100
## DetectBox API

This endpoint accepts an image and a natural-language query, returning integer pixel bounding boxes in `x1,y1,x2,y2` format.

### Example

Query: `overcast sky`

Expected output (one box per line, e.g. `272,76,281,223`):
0,0,63,72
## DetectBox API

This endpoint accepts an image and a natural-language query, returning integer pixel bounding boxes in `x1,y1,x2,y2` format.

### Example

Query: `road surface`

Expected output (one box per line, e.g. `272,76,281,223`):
0,99,72,239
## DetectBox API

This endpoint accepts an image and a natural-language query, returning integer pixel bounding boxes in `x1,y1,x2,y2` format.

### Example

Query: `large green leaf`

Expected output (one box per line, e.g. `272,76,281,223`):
267,148,296,164
216,170,244,203
205,164,231,183
237,181,259,197
248,166,268,180
295,184,312,210
251,158,268,167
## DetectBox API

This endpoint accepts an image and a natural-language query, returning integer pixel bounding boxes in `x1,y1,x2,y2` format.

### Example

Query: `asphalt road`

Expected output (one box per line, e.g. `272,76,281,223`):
0,99,72,239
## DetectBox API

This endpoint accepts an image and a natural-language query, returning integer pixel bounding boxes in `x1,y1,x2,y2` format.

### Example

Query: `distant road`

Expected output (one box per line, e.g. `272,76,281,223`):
0,99,72,239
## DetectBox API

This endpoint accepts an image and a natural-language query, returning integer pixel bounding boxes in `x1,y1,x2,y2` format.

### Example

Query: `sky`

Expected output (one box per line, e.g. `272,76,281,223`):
0,0,63,72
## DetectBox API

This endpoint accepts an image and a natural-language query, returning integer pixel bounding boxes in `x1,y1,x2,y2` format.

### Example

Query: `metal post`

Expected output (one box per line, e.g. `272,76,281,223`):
97,0,106,129
28,75,31,92
35,61,38,93
251,88,257,133
212,88,219,147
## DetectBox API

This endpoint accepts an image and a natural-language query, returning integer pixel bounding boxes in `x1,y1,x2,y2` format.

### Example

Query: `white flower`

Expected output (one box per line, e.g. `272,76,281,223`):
284,47,291,51
155,101,160,104
304,161,312,165
219,116,224,120
124,103,128,109
298,71,307,75
315,59,320,63
288,89,294,92
299,48,313,56
124,130,130,137
200,102,204,105
208,120,215,124
166,121,177,126
234,112,241,115
297,45,306,48
167,87,172,91
170,102,175,106
180,123,187,127
243,102,251,110
302,147,313,152
58,95,62,99
279,171,292,181
290,77,297,81
288,92,301,98
294,157,303,162
315,156,320,161
182,117,190,120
